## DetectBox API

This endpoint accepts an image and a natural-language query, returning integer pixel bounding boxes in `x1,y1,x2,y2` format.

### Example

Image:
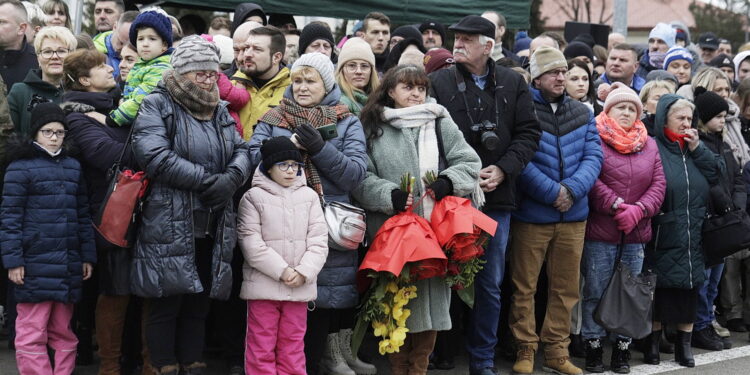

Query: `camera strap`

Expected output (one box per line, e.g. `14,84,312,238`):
454,65,504,131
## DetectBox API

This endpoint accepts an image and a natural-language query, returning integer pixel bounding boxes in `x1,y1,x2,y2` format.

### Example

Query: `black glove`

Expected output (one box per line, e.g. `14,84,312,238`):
199,173,239,209
428,177,453,201
198,174,219,192
294,124,325,155
391,189,409,213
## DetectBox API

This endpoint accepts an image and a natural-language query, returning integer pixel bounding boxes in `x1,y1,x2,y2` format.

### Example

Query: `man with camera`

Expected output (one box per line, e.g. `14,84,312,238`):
507,46,602,375
429,15,540,375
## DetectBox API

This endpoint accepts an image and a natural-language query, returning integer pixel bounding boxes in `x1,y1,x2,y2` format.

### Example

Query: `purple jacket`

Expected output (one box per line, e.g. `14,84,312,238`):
586,137,666,244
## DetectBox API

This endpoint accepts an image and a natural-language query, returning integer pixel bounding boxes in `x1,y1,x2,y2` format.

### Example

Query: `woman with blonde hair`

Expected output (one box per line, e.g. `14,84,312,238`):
335,37,380,115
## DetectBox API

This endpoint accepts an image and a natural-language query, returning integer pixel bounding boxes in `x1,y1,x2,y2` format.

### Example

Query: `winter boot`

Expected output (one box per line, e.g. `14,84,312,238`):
320,333,356,375
338,329,377,374
153,364,179,375
610,338,631,374
541,357,583,375
643,330,661,365
584,338,604,373
675,331,695,367
512,345,535,374
691,326,723,351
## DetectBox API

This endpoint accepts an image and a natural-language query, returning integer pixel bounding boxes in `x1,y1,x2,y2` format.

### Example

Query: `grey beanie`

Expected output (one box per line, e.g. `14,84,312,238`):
170,35,220,75
292,52,335,93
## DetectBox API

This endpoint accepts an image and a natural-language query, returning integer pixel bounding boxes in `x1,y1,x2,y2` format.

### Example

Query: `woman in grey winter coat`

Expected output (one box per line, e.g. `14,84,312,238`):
353,64,481,375
248,53,368,375
131,36,250,374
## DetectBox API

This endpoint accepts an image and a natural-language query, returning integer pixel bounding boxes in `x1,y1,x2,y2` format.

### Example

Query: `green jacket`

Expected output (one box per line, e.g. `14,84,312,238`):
93,31,111,55
109,51,172,126
8,70,63,136
352,104,481,333
651,94,719,290
340,90,368,116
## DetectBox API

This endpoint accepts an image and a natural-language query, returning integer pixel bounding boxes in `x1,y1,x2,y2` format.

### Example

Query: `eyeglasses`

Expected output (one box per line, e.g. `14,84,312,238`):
39,49,71,59
545,69,568,77
40,129,66,138
274,161,304,172
344,62,372,73
194,71,218,83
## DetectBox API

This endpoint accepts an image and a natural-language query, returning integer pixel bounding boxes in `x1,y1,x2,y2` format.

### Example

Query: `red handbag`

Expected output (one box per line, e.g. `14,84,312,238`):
93,127,149,248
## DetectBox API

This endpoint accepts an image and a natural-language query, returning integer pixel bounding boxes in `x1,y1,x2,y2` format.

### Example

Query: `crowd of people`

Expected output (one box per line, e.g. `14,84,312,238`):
2,1,750,375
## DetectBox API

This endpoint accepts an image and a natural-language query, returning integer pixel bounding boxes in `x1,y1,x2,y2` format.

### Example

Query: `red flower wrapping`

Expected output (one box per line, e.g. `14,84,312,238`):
431,196,497,263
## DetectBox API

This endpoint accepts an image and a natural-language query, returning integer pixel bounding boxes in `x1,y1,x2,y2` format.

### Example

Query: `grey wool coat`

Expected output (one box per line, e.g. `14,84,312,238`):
352,105,481,333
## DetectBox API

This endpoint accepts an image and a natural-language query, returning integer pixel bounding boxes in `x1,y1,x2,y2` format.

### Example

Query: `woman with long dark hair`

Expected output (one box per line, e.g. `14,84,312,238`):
565,59,602,115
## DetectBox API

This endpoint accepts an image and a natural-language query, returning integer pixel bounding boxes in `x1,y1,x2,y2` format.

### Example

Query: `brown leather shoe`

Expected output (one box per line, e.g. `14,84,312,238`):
542,357,583,375
512,345,535,374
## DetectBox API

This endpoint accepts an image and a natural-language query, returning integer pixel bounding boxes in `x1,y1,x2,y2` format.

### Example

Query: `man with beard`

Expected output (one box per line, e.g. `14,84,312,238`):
429,14,540,375
231,26,290,140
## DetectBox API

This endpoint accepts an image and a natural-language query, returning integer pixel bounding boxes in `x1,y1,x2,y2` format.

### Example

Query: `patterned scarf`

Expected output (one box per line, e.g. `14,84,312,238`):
260,97,352,196
595,111,648,154
163,70,220,121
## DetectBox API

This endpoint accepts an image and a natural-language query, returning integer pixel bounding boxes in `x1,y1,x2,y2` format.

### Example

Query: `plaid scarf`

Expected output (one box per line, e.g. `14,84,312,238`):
260,97,352,196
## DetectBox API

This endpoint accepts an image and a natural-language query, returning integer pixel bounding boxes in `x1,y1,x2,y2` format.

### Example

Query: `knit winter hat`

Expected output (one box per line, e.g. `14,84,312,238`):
130,11,173,49
171,35,220,74
563,41,593,61
261,136,302,172
419,21,447,44
424,48,455,74
30,102,67,137
600,82,643,120
649,23,676,49
212,34,235,66
646,70,679,88
293,52,336,93
336,37,375,74
529,46,567,80
298,23,335,56
392,25,423,43
514,31,532,54
694,87,729,125
663,46,693,70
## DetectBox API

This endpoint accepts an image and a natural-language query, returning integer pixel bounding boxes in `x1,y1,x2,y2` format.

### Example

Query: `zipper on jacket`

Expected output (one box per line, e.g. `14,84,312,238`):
682,152,693,289
552,103,565,222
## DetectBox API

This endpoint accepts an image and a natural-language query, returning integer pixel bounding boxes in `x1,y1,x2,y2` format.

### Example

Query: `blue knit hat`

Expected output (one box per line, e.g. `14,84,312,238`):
129,11,173,49
663,46,693,70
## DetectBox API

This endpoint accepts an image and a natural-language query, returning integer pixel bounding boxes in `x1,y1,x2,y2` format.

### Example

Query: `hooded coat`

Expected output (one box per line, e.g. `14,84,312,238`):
1,140,96,303
8,69,64,136
130,83,251,300
231,3,266,34
650,94,719,289
248,85,367,309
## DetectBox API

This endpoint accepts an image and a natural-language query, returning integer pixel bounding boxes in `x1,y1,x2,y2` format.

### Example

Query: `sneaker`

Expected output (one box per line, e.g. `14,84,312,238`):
542,357,583,375
584,338,604,373
713,320,731,337
512,346,535,374
726,318,748,333
691,326,723,351
569,334,585,358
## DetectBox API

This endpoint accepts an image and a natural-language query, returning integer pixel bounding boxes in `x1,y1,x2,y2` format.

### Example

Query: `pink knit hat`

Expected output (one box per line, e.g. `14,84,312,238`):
599,82,643,119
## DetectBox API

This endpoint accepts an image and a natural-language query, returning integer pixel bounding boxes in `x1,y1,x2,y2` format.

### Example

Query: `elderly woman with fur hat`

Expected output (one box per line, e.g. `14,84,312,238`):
582,82,666,373
248,52,368,375
335,37,379,115
130,35,250,375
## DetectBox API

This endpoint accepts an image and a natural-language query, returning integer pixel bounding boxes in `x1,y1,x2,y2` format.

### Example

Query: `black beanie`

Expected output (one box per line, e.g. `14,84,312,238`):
392,25,423,44
694,87,729,125
261,137,303,171
30,102,67,137
419,21,447,44
298,23,335,55
564,41,594,61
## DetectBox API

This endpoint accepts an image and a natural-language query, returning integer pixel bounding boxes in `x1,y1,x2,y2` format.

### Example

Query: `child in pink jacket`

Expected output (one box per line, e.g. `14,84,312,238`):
201,34,249,137
237,136,328,375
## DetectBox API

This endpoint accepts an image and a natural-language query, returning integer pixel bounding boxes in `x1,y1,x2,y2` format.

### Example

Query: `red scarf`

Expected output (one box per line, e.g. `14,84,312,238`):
664,127,688,150
595,111,648,154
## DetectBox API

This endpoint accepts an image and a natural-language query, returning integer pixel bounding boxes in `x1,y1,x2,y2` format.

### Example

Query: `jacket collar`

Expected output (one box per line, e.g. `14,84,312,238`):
529,84,570,107
251,165,306,195
231,66,290,90
24,69,62,91
456,58,496,90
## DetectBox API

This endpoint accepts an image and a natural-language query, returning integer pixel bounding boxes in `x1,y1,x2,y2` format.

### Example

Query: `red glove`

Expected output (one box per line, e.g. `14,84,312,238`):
614,203,644,235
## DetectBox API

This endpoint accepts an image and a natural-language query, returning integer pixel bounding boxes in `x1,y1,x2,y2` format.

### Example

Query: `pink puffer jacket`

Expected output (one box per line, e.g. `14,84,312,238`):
237,167,328,301
217,72,249,137
586,137,666,244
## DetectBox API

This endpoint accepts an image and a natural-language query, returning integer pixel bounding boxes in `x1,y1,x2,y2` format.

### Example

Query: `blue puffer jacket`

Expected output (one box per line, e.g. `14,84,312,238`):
513,86,603,224
1,141,96,303
248,85,367,309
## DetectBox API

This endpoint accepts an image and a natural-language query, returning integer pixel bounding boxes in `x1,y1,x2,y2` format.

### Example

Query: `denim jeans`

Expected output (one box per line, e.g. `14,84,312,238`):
696,263,725,330
466,210,510,370
581,240,644,340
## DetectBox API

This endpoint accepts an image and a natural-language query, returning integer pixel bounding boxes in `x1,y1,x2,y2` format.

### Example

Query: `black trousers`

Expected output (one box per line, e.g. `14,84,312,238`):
146,238,213,368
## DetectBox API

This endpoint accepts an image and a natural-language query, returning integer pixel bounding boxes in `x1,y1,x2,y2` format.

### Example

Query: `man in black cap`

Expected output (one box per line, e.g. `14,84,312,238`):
699,32,720,64
430,14,540,375
419,20,446,49
709,53,736,83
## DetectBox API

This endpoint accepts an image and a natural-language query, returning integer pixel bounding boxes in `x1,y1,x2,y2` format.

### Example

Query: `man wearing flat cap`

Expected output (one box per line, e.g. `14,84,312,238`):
429,14,541,375
509,46,602,375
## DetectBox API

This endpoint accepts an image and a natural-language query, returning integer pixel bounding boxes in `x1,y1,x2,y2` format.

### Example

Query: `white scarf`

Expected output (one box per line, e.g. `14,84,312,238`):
34,142,62,157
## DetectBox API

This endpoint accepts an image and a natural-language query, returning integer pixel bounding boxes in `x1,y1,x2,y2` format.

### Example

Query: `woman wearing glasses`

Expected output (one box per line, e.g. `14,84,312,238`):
130,35,250,374
248,52,367,375
336,37,380,116
8,26,76,136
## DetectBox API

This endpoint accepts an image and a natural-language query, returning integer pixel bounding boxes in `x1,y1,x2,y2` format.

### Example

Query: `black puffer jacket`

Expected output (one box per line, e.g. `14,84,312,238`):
430,59,540,210
131,83,250,300
63,90,134,295
699,131,747,212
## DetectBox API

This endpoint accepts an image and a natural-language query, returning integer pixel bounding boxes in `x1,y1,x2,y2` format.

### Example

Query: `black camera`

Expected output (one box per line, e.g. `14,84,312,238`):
470,120,500,151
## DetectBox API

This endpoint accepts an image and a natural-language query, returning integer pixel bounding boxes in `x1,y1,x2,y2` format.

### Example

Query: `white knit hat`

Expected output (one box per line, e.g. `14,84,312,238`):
336,37,375,75
212,34,234,66
292,52,336,93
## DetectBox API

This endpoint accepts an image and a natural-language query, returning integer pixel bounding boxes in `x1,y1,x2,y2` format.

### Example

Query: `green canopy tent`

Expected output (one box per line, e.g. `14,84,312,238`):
143,0,531,29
